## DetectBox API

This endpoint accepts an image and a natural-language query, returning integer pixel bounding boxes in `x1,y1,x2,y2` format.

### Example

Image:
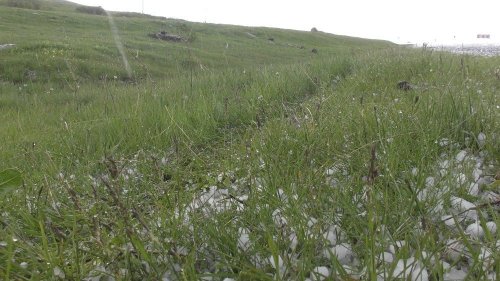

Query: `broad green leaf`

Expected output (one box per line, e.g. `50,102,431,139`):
0,169,23,193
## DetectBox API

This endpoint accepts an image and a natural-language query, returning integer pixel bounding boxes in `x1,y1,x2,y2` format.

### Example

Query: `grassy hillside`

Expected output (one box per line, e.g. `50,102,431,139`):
0,0,391,84
1,1,499,280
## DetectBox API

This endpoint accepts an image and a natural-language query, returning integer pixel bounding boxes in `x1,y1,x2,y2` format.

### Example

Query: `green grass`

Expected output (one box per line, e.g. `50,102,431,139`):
1,1,499,280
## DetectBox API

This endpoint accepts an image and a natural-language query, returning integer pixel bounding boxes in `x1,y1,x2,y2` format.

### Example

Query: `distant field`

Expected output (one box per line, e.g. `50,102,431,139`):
0,1,499,280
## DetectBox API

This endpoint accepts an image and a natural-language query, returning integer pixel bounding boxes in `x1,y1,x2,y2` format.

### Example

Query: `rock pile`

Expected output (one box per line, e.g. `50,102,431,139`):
148,31,184,42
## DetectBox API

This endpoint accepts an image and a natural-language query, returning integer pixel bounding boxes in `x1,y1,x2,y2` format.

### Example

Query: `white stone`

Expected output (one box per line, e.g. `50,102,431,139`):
20,262,28,269
478,247,493,271
393,259,428,281
289,232,298,251
381,252,393,263
465,222,485,239
477,132,486,147
439,160,450,169
325,168,335,176
449,196,477,220
323,243,355,265
272,209,287,227
269,255,283,270
456,173,467,185
468,183,479,196
455,150,467,162
411,167,419,176
223,278,236,281
312,266,330,280
53,267,65,279
485,221,497,235
472,168,483,181
323,225,342,246
438,138,450,147
238,228,251,252
444,239,466,263
425,177,435,188
412,264,429,281
444,268,467,281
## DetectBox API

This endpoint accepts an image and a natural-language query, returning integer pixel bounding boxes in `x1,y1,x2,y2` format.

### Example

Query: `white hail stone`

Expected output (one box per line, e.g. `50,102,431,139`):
53,266,65,279
323,225,342,246
312,266,330,280
472,168,483,181
272,209,287,227
465,222,485,239
485,221,497,234
411,167,419,176
477,247,494,271
477,132,486,147
425,177,435,188
238,228,251,252
455,150,467,163
442,215,462,231
439,160,450,169
288,232,298,251
468,183,479,196
323,243,355,265
393,258,428,281
269,255,284,270
444,268,467,281
449,196,477,220
444,239,466,263
380,252,394,263
456,173,467,185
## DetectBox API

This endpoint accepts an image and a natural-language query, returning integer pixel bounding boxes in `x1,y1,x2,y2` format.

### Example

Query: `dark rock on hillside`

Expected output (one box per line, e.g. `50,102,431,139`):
397,80,413,91
311,27,318,32
149,31,184,42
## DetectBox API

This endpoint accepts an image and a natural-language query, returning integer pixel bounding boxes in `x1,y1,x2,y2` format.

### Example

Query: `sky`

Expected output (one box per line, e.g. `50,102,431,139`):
71,0,500,45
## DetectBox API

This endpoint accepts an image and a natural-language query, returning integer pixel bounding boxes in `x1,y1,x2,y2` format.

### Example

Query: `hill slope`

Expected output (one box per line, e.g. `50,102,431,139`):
0,0,393,84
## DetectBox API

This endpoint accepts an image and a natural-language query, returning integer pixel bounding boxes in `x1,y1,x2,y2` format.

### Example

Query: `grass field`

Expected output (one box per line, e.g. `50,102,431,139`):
0,1,499,280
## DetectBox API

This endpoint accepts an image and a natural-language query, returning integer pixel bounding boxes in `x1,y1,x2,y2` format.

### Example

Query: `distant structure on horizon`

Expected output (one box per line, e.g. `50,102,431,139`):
477,34,490,39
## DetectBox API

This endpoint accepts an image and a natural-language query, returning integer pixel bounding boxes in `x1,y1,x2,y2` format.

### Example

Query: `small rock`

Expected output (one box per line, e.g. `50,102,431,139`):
380,252,393,263
472,167,483,182
455,150,467,163
238,228,251,252
312,266,330,280
323,225,342,246
323,243,356,265
477,132,486,147
456,173,467,185
444,239,467,263
449,196,477,220
53,266,65,279
20,262,28,269
397,80,413,91
444,268,467,281
485,221,497,234
442,215,461,231
468,182,479,196
269,255,284,270
425,177,435,188
465,222,485,239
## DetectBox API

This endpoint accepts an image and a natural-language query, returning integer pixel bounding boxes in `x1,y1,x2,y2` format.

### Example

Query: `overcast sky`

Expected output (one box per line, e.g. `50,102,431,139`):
71,0,499,45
